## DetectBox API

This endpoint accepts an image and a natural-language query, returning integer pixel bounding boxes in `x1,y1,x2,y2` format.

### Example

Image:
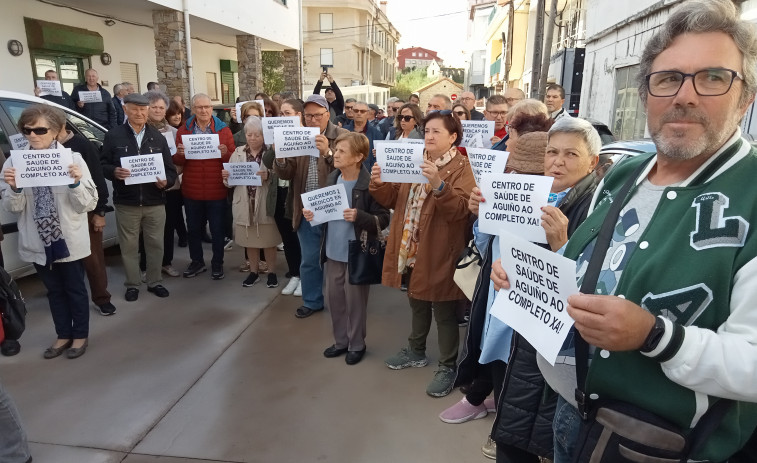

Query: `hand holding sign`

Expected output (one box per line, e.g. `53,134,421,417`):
374,142,427,184
478,173,553,242
461,120,495,149
121,154,167,186
274,127,320,158
566,294,656,352
78,91,103,103
222,162,263,186
182,134,221,160
467,148,509,186
300,184,350,225
10,148,75,188
36,80,62,97
262,116,300,144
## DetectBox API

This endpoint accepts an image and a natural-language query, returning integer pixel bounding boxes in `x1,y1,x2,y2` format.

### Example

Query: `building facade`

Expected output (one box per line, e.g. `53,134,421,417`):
414,77,464,110
397,47,442,70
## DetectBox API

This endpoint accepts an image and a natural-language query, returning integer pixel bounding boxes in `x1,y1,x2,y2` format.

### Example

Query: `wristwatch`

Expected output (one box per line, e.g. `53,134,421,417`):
639,316,666,353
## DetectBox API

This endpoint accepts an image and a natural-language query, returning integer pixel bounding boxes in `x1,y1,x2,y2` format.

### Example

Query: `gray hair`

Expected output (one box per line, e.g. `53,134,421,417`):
190,93,211,107
353,100,369,109
431,94,453,109
638,0,757,106
345,98,357,104
386,97,399,105
113,83,124,95
144,90,169,107
548,117,602,158
244,115,263,135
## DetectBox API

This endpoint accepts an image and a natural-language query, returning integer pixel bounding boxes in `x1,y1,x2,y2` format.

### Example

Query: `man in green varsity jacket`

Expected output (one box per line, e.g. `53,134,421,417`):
491,0,757,461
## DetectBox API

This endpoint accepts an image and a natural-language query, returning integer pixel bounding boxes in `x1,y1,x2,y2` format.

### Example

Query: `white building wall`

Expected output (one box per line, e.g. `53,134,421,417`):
189,39,238,102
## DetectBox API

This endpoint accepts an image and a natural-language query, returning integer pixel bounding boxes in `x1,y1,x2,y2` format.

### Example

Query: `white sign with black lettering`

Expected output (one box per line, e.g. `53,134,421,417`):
78,90,102,103
478,173,553,242
490,230,577,365
223,162,262,186
381,138,425,145
274,127,320,158
181,134,221,160
461,120,495,149
9,134,29,151
162,132,177,156
467,148,509,186
301,184,350,226
121,154,166,185
262,116,300,144
374,141,427,184
11,148,74,188
36,80,62,97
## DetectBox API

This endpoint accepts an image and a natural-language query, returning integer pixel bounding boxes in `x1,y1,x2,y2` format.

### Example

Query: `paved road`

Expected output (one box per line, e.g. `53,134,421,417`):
1,244,493,462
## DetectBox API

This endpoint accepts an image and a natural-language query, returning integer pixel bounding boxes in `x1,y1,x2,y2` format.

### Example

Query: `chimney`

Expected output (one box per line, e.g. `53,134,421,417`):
380,0,388,14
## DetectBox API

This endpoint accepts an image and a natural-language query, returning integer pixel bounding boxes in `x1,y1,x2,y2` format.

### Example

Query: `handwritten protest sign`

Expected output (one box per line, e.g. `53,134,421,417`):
162,132,177,155
274,127,320,158
78,90,102,103
478,173,553,242
490,230,577,365
467,148,509,186
374,141,427,184
9,134,29,151
235,100,266,123
36,80,62,97
262,116,299,144
223,162,262,186
461,120,495,149
11,148,74,188
381,138,425,145
181,134,221,160
121,154,166,185
301,184,350,226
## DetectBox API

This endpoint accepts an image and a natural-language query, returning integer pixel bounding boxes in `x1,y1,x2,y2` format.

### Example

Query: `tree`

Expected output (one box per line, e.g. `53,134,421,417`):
262,51,285,95
391,67,434,100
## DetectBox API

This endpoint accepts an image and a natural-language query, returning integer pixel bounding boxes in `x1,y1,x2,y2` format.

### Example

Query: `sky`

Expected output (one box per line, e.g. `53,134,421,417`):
385,0,470,68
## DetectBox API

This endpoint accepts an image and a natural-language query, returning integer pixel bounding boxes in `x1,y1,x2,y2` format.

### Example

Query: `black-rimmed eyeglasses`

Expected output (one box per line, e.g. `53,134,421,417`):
646,68,743,97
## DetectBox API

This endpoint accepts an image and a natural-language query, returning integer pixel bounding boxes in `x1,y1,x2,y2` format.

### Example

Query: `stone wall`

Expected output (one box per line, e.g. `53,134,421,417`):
236,34,263,99
152,10,190,101
282,49,301,96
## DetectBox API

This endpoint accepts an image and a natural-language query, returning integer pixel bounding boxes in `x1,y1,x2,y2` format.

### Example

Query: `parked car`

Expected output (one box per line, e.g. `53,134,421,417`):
0,90,116,278
213,104,242,134
584,118,617,146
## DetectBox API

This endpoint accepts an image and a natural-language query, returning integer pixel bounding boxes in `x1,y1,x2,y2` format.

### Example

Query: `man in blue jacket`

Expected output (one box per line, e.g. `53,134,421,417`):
342,101,382,169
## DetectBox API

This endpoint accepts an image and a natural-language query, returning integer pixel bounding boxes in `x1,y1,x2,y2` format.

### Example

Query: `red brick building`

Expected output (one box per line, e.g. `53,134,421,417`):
397,47,443,69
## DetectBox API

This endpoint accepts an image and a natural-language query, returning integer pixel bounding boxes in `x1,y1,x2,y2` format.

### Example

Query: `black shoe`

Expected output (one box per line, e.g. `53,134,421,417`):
147,284,170,297
211,264,225,280
0,339,21,356
345,348,366,365
242,273,260,287
177,237,188,247
323,344,348,358
295,306,323,318
183,261,207,278
266,273,278,288
125,288,139,302
43,340,72,359
459,383,472,395
66,339,88,359
97,302,116,316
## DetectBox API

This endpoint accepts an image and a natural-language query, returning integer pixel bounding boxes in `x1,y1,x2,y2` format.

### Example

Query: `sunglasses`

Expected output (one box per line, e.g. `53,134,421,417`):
454,111,466,117
345,106,354,110
22,127,50,135
398,115,415,122
353,109,368,114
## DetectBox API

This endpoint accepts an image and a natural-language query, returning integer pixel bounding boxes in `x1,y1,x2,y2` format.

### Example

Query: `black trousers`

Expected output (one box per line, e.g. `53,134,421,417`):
273,186,301,277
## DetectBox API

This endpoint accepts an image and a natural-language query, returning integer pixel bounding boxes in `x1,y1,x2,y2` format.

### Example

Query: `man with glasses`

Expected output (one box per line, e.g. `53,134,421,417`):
484,95,510,149
427,94,453,113
275,95,348,319
379,98,405,137
544,83,570,121
491,1,757,460
336,98,357,127
503,87,526,107
460,91,484,120
343,101,383,169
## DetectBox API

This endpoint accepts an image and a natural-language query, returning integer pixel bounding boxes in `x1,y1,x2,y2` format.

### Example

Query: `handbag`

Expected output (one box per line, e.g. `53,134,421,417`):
572,158,731,463
454,239,481,301
348,216,385,285
0,266,26,341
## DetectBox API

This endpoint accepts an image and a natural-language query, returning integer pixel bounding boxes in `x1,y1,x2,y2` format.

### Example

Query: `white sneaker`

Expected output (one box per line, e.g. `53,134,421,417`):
293,280,302,297
162,265,180,277
277,242,285,251
281,276,300,295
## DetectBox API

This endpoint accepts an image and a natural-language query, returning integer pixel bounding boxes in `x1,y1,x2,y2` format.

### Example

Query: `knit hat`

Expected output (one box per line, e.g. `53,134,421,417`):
506,131,548,175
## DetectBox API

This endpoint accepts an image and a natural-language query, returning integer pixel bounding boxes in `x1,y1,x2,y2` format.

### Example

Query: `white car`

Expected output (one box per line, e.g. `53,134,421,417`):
0,90,117,278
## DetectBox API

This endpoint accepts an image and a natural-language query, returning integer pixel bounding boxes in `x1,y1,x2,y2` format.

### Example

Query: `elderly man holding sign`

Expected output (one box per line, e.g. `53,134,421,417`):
1,104,97,359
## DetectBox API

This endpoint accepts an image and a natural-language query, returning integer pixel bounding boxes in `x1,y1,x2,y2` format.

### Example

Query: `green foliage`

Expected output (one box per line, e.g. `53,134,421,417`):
390,67,435,100
262,51,285,95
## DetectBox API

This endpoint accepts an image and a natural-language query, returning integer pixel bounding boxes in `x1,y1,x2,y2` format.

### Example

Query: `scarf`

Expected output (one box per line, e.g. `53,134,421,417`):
33,141,70,265
147,119,168,131
397,147,457,273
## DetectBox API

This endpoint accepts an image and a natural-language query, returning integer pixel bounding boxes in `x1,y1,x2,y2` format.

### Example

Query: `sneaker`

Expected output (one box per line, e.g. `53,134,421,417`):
183,261,207,278
162,265,180,277
239,261,251,272
426,365,456,397
484,396,496,413
97,302,117,316
439,397,488,424
266,273,278,288
224,237,234,251
258,261,269,273
242,273,260,287
281,276,300,295
211,264,225,280
277,242,285,251
482,436,496,460
293,280,302,297
385,347,429,370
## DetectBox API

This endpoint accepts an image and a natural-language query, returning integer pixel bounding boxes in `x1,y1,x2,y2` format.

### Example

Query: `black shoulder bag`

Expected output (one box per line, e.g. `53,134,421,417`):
348,216,385,285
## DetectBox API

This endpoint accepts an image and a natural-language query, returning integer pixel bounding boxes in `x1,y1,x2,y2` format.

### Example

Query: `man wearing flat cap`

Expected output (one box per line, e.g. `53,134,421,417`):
101,92,178,302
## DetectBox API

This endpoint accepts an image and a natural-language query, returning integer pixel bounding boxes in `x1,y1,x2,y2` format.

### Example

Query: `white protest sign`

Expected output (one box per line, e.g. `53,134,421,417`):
461,120,495,149
274,127,320,158
121,154,166,186
478,173,553,242
223,162,262,186
181,134,221,160
10,148,74,188
469,132,485,148
467,148,509,186
37,80,62,97
78,90,102,103
375,141,428,184
382,138,425,145
301,183,350,226
490,230,577,365
9,134,29,151
162,132,177,156
262,116,300,144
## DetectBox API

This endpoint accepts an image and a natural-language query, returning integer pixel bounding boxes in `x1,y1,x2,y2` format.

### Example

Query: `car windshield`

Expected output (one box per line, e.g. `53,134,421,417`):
0,98,106,146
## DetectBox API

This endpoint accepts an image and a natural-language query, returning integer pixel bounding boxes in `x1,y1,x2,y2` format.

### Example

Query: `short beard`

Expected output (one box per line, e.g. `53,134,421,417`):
650,107,739,161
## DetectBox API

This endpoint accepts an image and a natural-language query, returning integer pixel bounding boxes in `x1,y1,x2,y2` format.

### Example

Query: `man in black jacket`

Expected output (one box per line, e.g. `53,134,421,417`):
313,71,344,123
100,93,177,302
71,68,116,129
112,83,128,125
34,69,76,110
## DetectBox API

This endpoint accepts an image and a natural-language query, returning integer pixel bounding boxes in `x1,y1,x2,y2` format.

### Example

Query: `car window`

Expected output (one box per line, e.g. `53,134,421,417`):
0,98,106,147
0,123,9,163
0,99,30,125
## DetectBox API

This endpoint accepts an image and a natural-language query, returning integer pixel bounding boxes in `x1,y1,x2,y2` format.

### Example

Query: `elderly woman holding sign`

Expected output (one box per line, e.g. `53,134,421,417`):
370,110,476,397
222,116,280,288
0,104,97,359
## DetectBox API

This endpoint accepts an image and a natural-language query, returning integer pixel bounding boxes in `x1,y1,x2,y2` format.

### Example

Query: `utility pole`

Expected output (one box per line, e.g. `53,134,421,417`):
530,0,545,98
538,0,558,101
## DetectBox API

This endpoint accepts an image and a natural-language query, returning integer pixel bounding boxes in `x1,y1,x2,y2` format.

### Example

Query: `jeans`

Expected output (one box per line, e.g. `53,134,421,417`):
34,260,89,339
0,380,30,463
553,395,582,463
274,186,301,277
184,198,227,267
296,217,324,309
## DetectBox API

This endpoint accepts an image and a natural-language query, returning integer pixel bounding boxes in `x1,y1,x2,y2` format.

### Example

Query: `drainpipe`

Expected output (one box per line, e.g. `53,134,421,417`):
183,0,195,97
299,0,304,97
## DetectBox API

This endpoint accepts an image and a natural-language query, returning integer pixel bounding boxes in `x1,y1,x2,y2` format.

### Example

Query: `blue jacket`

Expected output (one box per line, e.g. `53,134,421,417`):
342,120,383,170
